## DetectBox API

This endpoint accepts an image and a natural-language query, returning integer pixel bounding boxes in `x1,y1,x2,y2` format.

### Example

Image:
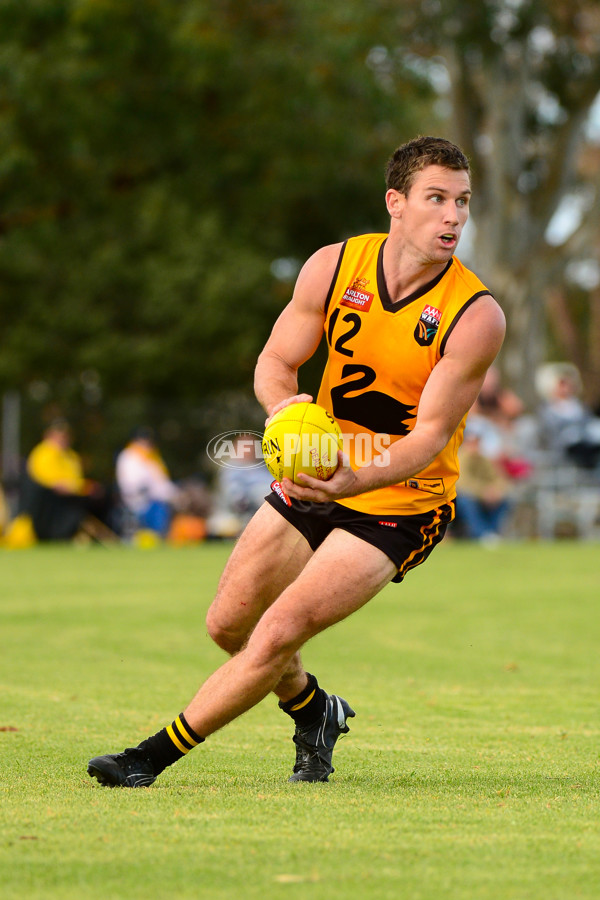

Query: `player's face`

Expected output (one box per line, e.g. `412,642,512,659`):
387,165,471,264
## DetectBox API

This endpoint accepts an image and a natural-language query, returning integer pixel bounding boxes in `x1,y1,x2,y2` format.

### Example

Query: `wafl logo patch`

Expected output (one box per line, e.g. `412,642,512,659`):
414,304,442,346
340,278,374,312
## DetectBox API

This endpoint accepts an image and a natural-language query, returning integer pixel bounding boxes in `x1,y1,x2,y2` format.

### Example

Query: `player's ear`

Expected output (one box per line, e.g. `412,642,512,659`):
385,189,405,219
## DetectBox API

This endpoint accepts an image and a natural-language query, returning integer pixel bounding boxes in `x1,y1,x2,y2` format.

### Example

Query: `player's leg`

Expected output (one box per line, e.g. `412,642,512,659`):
205,501,313,702
175,528,395,783
87,529,395,787
87,501,315,789
183,527,395,733
205,500,351,778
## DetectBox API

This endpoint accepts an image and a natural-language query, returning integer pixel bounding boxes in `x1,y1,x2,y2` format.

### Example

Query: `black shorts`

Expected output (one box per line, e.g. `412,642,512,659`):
265,486,455,583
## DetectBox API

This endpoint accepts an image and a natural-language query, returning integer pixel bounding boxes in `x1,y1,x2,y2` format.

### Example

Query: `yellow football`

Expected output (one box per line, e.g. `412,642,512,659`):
262,402,343,484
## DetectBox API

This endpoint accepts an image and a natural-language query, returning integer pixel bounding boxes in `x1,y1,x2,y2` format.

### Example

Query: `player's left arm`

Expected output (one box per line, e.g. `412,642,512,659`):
284,294,506,501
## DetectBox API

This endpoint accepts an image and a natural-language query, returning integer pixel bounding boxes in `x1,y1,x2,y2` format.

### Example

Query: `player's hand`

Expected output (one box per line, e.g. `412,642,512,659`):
265,394,313,426
282,451,360,503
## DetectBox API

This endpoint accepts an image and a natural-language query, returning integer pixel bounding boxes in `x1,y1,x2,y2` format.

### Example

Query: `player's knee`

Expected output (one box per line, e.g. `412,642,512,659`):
205,607,245,654
249,617,307,671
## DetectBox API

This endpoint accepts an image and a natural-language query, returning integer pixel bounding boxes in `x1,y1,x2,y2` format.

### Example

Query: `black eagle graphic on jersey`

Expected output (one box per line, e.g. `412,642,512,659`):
330,364,416,435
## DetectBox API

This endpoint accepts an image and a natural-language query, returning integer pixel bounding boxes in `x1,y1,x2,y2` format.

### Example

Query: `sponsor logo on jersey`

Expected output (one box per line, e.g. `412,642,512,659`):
378,520,398,528
270,480,291,506
414,304,442,346
340,277,374,311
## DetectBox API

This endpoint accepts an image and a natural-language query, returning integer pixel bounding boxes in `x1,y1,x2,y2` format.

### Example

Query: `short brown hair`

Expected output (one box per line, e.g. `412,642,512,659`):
385,136,470,195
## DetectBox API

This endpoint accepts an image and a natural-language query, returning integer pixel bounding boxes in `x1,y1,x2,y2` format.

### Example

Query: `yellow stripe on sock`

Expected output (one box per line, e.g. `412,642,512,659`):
167,723,189,754
290,689,316,712
177,716,200,747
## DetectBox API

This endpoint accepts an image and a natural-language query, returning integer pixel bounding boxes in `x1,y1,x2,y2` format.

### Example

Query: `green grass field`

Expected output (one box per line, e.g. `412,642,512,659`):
1,539,599,900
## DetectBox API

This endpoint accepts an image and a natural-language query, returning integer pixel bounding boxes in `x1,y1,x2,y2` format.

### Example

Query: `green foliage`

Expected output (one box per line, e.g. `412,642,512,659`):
0,0,430,473
1,541,600,899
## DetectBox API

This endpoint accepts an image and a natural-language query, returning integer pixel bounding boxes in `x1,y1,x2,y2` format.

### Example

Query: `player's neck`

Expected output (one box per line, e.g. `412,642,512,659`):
382,238,451,304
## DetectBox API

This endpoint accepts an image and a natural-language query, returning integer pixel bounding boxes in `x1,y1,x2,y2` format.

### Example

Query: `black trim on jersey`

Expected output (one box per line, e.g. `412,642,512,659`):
439,290,492,355
377,241,454,313
323,240,348,319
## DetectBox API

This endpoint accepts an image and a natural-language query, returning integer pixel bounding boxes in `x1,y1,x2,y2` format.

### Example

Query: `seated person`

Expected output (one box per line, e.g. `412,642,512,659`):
455,421,513,542
209,433,273,538
468,366,533,479
24,419,89,540
537,363,600,469
217,433,272,518
116,427,180,537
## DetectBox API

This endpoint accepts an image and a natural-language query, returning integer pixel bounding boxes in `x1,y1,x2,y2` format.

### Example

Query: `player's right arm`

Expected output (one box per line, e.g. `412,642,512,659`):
254,243,343,420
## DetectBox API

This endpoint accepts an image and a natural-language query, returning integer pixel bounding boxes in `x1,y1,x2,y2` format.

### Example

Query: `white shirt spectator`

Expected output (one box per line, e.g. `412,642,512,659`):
116,436,179,515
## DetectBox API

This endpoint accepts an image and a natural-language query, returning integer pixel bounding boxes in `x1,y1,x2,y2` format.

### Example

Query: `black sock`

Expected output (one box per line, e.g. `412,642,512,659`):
138,713,204,775
278,673,327,730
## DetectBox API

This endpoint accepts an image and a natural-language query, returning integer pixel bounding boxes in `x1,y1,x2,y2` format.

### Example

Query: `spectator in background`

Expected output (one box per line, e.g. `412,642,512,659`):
28,418,86,495
467,365,534,480
209,433,273,538
536,363,600,470
116,427,181,537
455,419,513,543
472,364,524,429
24,419,100,540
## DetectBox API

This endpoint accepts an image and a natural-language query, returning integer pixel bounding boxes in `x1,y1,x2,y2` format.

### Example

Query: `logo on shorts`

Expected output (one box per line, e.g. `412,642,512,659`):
341,278,374,312
414,305,442,346
378,520,398,528
270,480,291,507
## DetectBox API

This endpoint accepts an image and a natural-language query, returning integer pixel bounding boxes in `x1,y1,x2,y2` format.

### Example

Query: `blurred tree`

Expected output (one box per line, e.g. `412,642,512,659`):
387,0,600,406
0,0,433,477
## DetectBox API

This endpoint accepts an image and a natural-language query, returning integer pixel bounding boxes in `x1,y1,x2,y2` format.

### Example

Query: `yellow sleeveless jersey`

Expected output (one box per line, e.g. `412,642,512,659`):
316,233,491,515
